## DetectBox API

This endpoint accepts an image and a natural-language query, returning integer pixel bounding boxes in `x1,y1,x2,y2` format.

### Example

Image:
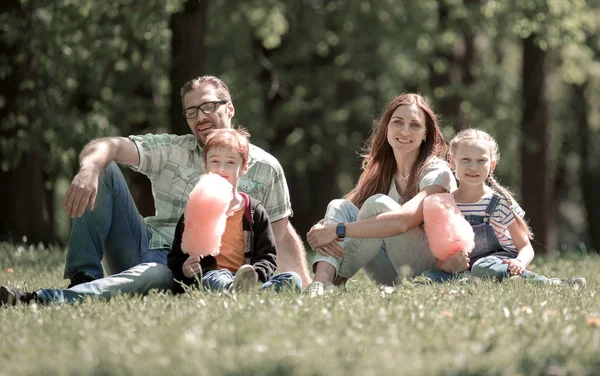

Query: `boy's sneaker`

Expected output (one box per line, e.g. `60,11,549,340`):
233,265,258,292
0,286,36,306
67,272,96,288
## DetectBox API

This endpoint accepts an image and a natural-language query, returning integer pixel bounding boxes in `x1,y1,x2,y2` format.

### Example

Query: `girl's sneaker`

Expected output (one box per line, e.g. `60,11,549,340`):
562,277,587,288
548,277,587,288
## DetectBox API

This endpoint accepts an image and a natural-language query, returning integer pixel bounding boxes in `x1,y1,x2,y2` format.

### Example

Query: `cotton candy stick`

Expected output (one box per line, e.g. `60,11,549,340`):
423,193,475,261
181,173,233,257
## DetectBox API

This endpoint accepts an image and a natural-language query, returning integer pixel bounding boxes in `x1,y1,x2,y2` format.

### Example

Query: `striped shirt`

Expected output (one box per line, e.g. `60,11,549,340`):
455,193,525,253
129,133,292,251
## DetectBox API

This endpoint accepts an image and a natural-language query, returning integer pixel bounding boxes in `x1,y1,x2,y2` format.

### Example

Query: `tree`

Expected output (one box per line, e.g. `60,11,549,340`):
0,0,176,244
169,0,209,136
0,0,55,243
520,34,553,250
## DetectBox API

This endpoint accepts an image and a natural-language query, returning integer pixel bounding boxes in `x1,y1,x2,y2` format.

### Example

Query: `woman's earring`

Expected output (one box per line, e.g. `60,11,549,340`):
422,136,427,143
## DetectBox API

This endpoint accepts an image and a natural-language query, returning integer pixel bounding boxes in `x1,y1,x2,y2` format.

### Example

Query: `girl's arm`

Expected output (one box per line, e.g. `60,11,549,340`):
307,185,446,249
504,220,534,275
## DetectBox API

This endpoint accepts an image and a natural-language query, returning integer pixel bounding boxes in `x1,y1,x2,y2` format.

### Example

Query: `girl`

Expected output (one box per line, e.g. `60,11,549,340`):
422,129,585,286
306,93,457,296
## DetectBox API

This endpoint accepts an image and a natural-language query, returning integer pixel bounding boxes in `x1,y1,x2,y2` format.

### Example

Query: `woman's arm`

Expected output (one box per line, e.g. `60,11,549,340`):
346,185,446,237
307,185,446,249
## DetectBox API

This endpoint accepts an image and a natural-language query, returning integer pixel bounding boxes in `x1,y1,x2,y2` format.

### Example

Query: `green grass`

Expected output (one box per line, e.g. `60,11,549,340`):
1,243,599,376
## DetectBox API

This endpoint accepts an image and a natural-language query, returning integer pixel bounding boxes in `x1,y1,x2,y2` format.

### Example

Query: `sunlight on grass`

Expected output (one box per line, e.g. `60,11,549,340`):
1,242,599,375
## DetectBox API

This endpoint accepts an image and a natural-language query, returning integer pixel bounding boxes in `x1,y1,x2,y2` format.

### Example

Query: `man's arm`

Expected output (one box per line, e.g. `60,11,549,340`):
79,136,140,169
271,217,311,288
64,137,139,218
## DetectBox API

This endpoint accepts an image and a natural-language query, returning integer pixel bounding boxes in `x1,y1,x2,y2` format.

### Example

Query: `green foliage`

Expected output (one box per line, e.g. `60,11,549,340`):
2,0,600,244
0,0,181,176
1,243,600,375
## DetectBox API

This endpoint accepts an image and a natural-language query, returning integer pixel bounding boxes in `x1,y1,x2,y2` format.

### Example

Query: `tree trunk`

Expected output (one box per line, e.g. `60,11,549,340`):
0,150,55,244
0,0,56,244
520,35,554,252
169,0,209,135
428,0,479,133
575,84,600,253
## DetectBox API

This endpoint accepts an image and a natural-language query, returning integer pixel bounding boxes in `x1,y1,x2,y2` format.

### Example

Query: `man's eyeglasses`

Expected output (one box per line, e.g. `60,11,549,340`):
182,100,228,119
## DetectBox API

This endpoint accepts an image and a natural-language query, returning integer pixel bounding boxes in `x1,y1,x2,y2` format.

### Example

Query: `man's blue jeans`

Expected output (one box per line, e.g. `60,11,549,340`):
36,263,177,304
202,270,302,293
39,162,175,304
64,162,166,280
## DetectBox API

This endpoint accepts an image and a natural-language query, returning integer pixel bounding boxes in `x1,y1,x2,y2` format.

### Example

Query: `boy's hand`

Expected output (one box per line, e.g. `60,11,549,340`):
502,258,526,275
439,250,470,274
183,255,202,278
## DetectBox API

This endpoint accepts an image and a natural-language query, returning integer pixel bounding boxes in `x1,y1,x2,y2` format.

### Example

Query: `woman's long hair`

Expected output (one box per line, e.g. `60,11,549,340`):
345,93,447,208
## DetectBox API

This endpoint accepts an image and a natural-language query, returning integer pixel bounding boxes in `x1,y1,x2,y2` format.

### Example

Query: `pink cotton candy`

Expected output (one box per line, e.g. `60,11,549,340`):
181,173,233,257
423,193,475,261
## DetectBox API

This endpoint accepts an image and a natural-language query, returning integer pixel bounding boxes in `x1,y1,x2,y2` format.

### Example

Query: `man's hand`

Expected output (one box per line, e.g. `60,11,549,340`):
439,250,470,274
64,167,100,218
182,255,202,279
502,258,526,275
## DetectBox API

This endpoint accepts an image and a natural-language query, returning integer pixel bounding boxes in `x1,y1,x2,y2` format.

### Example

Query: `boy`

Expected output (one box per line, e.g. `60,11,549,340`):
167,128,301,293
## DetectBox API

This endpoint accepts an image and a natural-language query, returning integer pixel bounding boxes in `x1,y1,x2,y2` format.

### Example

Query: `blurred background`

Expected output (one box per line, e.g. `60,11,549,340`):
1,0,599,254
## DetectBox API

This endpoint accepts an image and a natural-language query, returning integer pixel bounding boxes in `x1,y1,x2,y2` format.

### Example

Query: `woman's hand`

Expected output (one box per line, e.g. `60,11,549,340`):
502,258,526,275
314,242,345,258
182,255,202,278
307,223,343,256
438,250,470,274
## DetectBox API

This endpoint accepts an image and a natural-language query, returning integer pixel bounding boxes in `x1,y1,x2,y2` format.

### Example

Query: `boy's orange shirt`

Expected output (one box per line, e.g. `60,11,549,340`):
214,205,245,273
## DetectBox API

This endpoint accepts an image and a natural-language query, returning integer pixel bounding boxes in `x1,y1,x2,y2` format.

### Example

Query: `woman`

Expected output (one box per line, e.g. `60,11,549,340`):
306,93,460,295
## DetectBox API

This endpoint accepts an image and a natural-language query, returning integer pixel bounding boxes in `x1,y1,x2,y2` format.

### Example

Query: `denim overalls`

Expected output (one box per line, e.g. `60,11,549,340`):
465,193,515,267
422,193,549,283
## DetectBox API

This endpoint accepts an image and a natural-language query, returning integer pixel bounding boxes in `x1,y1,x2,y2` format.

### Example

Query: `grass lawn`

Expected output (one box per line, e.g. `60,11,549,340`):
1,242,599,376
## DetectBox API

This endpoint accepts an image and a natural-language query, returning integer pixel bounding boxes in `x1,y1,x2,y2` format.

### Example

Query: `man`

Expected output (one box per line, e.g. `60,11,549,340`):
1,75,310,306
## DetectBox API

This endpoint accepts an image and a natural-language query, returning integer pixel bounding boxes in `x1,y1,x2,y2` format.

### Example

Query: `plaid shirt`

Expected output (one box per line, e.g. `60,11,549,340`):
129,133,292,251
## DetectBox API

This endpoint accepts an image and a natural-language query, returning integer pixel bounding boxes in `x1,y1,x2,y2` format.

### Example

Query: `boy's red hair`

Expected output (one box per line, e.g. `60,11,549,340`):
203,128,251,170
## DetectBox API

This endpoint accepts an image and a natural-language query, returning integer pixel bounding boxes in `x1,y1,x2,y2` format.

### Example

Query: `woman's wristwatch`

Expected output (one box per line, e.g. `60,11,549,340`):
335,223,346,239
